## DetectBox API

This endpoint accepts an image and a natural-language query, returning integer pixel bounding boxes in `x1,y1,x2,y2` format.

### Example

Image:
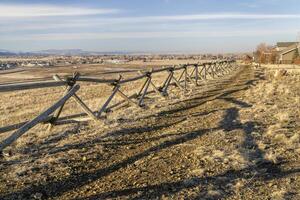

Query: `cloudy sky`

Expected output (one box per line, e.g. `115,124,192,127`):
0,0,299,53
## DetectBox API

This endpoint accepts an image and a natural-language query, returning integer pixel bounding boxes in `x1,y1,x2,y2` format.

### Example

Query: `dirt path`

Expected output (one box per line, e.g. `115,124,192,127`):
1,65,300,199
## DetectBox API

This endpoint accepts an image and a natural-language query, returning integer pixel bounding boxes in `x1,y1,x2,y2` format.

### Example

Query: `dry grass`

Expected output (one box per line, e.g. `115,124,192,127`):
1,64,300,199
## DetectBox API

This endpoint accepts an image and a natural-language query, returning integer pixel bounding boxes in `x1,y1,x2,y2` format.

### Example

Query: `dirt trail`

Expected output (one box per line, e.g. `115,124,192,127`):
1,65,300,199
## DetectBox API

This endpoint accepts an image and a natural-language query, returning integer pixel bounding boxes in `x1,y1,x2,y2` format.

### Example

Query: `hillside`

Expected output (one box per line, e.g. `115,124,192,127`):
0,65,300,199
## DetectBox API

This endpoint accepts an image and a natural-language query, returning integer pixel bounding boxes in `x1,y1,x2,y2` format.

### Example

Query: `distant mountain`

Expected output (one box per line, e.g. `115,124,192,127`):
0,49,92,56
32,49,134,55
0,49,17,56
33,49,87,55
0,49,148,56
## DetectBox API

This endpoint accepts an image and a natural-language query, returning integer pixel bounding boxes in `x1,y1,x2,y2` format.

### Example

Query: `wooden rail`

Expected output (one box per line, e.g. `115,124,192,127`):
0,60,238,152
0,85,80,151
0,80,67,92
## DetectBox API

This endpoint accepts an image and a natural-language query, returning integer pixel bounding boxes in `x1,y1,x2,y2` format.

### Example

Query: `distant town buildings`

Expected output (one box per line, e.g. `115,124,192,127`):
0,54,239,71
0,62,17,70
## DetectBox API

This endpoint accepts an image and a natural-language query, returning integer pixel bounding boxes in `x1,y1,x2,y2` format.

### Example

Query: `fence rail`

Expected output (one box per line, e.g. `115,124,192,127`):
0,60,238,152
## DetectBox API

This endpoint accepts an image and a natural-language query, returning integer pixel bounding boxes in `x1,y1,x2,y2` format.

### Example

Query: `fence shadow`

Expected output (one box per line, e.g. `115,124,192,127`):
78,90,298,200
1,117,187,168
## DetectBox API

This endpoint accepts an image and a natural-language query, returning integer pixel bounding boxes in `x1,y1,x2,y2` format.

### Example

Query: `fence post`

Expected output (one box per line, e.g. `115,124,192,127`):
137,73,150,98
161,68,174,96
177,65,186,82
219,61,226,74
195,64,199,86
53,74,98,121
138,71,152,107
0,85,80,152
98,86,119,117
97,76,121,118
184,66,188,92
48,72,80,130
204,63,207,80
170,68,184,91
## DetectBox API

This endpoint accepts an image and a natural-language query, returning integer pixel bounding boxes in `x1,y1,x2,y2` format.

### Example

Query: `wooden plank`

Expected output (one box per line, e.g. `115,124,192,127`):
50,85,72,126
162,71,173,95
197,65,205,80
53,75,98,121
160,70,173,91
171,76,184,90
177,68,186,82
138,78,151,106
0,81,67,93
119,74,146,84
0,85,80,151
48,73,80,129
149,79,164,96
151,67,173,73
136,73,151,97
204,65,207,80
189,67,196,77
186,69,197,85
138,68,164,97
195,65,199,85
76,76,115,84
116,89,140,107
98,85,119,117
72,94,98,121
184,68,187,91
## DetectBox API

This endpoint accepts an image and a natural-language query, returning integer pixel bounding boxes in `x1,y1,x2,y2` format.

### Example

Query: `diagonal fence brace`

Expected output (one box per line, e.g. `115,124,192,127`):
160,68,174,96
0,85,80,152
138,70,166,98
48,72,80,130
137,71,152,106
53,74,98,121
97,85,120,118
98,75,142,118
97,75,122,117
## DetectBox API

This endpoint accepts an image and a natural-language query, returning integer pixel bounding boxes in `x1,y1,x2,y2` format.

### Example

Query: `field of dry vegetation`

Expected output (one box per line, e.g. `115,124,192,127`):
0,63,300,199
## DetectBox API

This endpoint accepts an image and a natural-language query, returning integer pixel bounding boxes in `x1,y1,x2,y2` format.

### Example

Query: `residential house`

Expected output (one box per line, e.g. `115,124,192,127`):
275,42,300,64
275,42,298,52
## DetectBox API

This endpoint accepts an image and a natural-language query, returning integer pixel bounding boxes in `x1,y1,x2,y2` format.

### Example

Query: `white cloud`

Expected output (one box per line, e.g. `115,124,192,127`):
135,14,300,21
0,4,119,18
1,13,300,32
61,14,300,26
1,29,298,41
80,13,300,24
239,2,259,8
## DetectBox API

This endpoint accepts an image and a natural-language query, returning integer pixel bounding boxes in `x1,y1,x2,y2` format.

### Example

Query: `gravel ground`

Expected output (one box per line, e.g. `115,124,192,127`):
0,65,300,199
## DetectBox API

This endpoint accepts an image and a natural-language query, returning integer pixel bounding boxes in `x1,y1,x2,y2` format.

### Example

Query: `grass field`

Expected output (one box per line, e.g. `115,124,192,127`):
1,63,300,199
0,59,206,84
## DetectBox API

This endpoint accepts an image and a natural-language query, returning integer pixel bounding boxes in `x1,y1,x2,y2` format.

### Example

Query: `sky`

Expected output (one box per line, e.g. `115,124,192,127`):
0,0,299,53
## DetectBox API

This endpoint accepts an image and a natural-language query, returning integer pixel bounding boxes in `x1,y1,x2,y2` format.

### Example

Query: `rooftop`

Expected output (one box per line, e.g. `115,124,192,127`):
276,42,298,48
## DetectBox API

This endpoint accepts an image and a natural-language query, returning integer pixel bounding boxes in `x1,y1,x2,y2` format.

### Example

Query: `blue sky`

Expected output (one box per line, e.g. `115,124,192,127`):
0,0,299,53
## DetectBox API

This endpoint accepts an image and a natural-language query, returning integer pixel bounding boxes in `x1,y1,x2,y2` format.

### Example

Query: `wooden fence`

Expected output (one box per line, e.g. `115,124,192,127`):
0,60,238,152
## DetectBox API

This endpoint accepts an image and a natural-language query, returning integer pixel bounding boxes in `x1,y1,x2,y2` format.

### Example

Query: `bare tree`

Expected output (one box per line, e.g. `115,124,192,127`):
255,43,275,64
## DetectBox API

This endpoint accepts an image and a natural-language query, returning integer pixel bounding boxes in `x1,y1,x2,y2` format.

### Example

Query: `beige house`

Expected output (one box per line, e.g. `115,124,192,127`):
275,42,300,64
275,42,298,52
